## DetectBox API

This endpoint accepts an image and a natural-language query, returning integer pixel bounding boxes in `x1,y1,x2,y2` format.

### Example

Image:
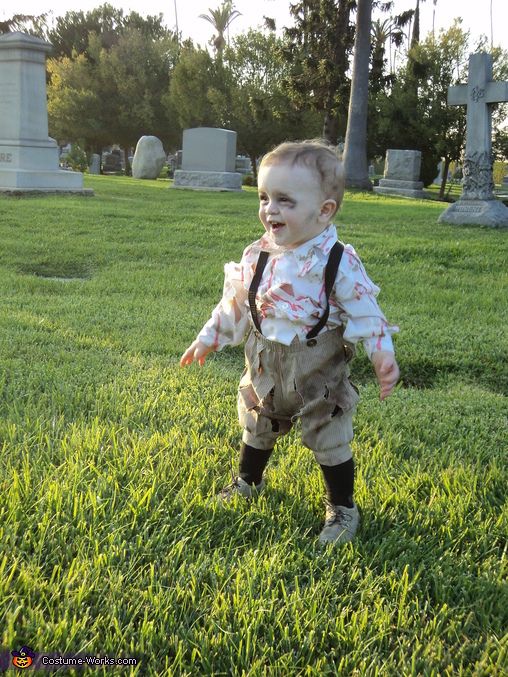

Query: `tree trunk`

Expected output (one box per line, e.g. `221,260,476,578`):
323,111,339,145
343,0,373,190
249,153,258,183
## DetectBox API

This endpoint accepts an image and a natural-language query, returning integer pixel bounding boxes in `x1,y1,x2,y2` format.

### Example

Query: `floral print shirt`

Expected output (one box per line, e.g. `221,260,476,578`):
197,224,398,359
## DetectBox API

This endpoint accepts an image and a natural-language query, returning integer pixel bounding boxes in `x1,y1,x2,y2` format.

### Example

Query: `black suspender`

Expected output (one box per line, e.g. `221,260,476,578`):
248,250,269,333
248,241,344,339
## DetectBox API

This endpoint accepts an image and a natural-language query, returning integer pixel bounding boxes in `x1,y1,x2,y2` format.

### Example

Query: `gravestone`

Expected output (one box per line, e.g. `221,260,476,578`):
132,135,166,179
439,52,508,227
374,150,428,199
102,149,123,174
433,160,443,185
0,32,90,194
173,128,242,191
235,155,252,175
89,154,101,175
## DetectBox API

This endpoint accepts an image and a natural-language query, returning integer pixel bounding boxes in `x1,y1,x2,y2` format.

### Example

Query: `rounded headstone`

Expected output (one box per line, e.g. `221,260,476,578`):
132,136,166,180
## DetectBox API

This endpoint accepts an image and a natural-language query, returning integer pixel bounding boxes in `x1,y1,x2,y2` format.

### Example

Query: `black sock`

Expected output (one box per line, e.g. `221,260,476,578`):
319,458,355,508
238,443,273,486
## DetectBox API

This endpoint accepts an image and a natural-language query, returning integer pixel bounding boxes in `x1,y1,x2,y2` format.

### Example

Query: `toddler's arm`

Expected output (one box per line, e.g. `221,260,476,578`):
371,351,400,400
180,259,250,368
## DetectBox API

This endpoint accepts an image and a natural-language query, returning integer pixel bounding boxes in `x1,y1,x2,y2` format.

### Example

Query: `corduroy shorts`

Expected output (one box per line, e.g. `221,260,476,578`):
237,327,359,466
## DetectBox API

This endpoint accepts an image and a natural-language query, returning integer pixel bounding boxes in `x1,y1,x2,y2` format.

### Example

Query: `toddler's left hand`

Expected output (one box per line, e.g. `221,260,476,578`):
371,351,400,400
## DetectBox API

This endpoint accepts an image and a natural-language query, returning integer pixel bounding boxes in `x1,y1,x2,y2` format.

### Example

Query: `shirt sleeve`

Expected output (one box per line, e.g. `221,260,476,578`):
332,245,399,359
196,258,251,351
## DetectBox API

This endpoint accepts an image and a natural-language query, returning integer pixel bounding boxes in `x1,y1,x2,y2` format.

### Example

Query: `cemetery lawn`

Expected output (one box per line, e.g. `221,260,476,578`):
1,176,507,676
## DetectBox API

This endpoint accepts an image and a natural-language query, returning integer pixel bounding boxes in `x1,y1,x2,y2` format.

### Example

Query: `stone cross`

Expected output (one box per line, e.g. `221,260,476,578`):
439,52,508,227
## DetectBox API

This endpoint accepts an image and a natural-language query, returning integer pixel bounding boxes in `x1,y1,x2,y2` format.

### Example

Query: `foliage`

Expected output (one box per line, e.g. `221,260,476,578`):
0,13,47,36
65,143,88,172
167,31,321,176
372,21,470,191
0,177,506,674
214,30,321,178
282,0,356,143
46,3,172,59
48,29,179,154
165,44,220,131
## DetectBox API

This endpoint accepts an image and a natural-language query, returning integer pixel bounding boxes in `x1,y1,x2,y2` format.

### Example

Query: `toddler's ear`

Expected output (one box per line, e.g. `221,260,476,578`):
320,199,337,220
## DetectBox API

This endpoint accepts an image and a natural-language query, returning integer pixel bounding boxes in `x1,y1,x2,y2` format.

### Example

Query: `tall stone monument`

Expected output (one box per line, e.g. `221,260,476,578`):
0,32,90,194
173,128,242,191
439,52,508,227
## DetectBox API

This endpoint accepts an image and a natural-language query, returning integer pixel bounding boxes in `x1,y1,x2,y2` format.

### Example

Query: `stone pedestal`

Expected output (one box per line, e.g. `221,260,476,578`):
0,32,91,195
438,199,508,227
374,149,428,199
173,128,242,192
173,170,242,191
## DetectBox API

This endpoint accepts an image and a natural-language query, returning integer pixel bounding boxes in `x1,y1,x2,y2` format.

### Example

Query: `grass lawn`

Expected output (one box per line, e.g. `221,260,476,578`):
0,176,507,675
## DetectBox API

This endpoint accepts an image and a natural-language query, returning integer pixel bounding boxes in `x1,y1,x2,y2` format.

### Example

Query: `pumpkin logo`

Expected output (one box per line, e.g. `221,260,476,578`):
11,646,35,669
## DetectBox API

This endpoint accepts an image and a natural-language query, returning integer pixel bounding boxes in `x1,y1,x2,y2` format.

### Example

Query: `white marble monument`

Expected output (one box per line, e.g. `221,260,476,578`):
439,52,508,227
0,32,90,194
374,149,428,199
173,128,242,191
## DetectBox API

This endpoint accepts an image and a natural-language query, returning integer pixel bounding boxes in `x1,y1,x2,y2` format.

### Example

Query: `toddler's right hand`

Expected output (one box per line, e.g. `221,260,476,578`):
180,340,214,367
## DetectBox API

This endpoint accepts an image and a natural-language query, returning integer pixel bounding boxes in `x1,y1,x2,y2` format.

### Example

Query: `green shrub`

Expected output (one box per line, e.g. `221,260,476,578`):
66,144,89,172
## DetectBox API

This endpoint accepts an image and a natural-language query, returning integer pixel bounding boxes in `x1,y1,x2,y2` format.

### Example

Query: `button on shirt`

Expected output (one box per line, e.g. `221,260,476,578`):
197,224,398,359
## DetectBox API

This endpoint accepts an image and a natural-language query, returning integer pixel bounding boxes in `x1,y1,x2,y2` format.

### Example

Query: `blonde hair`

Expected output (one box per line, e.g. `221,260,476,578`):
259,139,345,210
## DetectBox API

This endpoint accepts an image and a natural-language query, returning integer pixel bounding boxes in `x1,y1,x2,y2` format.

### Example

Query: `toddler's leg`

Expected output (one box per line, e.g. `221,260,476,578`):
218,443,273,502
319,457,354,508
316,445,360,545
239,443,273,486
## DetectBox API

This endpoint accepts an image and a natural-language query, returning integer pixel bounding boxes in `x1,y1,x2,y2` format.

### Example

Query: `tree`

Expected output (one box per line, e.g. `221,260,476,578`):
199,1,241,56
0,13,46,36
47,4,172,59
99,30,178,167
166,30,320,180
282,0,355,144
214,30,321,180
166,44,221,130
376,21,470,194
343,0,373,190
48,29,179,163
47,45,108,154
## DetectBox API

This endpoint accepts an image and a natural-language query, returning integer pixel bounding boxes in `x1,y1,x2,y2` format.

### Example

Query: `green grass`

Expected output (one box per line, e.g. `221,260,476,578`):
0,176,507,676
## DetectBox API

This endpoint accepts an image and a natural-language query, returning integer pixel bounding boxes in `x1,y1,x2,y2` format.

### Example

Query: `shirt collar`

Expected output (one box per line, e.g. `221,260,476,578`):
257,223,337,257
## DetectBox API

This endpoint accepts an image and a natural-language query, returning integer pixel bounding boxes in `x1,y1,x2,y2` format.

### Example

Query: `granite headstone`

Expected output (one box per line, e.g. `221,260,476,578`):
374,150,428,199
173,128,242,191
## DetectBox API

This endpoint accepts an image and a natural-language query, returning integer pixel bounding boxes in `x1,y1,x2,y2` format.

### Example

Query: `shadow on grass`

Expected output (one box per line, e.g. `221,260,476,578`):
350,354,507,396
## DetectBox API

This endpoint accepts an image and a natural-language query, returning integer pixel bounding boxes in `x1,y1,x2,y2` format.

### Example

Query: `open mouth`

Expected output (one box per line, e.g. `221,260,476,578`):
269,222,285,232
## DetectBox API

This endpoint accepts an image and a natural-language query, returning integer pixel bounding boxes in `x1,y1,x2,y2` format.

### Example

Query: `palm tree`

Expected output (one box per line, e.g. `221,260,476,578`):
199,1,241,56
343,0,373,190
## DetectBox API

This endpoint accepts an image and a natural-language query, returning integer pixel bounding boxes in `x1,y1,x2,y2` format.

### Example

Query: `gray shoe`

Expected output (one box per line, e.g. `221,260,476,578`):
217,476,265,502
318,502,360,545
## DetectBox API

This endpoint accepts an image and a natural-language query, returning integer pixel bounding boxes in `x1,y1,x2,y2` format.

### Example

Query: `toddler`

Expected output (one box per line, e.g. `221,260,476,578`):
180,140,399,545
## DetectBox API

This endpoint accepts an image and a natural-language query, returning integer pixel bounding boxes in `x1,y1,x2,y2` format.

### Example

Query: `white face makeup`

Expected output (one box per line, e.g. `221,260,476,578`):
257,163,336,248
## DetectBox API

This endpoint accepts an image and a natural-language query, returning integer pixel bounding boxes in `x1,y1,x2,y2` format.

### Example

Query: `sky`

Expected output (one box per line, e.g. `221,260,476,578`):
2,0,507,53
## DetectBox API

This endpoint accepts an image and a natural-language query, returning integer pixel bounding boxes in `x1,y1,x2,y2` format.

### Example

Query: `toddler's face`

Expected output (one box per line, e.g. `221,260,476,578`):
257,162,336,248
